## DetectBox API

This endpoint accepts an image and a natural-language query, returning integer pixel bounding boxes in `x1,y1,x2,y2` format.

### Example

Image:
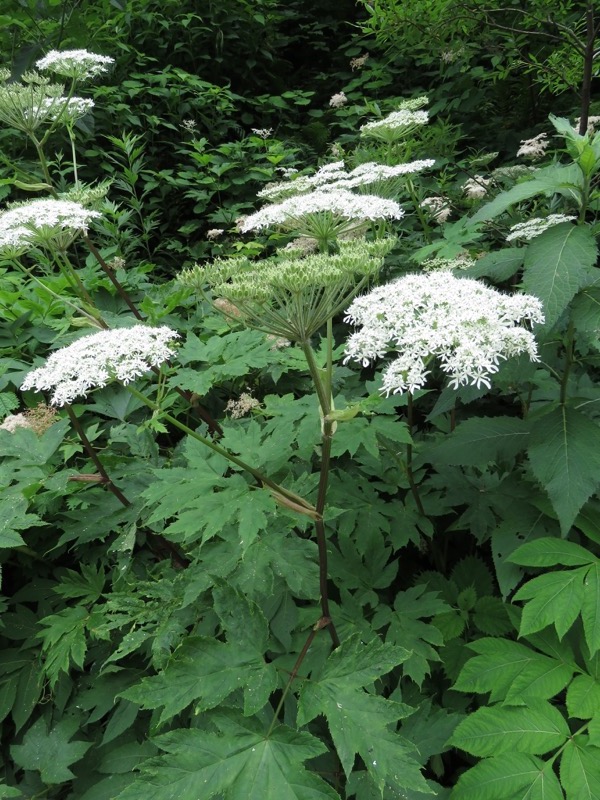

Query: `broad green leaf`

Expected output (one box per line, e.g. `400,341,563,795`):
452,753,560,800
509,538,596,567
566,675,600,719
528,407,600,534
453,637,574,705
120,635,277,723
469,164,583,224
513,568,586,639
582,564,600,656
462,247,524,280
426,416,529,466
449,700,569,757
560,738,600,800
116,713,338,800
522,223,597,328
572,284,600,332
0,785,23,799
297,637,427,794
11,717,91,784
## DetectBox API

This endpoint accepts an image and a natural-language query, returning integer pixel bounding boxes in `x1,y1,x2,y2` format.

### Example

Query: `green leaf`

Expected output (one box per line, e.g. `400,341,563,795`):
426,416,529,466
513,568,586,639
372,585,449,686
509,538,596,567
120,635,277,724
469,164,583,224
37,606,88,687
297,637,426,794
116,713,338,800
462,247,524,280
0,493,45,548
582,564,600,656
454,638,574,703
449,700,569,757
452,753,564,800
522,223,598,328
11,717,91,784
566,675,600,719
0,392,18,416
560,738,600,800
528,407,600,534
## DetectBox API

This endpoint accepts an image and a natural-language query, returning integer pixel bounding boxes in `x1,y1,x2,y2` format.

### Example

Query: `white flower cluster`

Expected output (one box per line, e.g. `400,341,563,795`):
516,132,549,160
422,254,475,272
46,96,94,121
21,326,179,406
251,128,273,139
329,92,348,108
258,160,434,203
240,188,404,233
360,108,428,136
0,198,101,252
36,49,115,79
462,176,492,199
420,196,451,223
344,272,544,395
0,414,29,433
225,392,261,419
506,214,577,242
574,115,600,134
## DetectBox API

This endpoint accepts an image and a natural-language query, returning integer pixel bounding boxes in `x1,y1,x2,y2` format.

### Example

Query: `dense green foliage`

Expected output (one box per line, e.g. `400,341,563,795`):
1,2,600,799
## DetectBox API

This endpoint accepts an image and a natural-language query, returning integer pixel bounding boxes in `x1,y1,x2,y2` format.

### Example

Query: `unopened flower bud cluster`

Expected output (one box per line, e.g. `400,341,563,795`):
21,326,179,406
506,214,577,242
344,271,544,395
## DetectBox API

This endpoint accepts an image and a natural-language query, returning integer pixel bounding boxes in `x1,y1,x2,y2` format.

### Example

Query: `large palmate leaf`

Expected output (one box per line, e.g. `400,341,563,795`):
452,753,564,800
560,738,600,800
11,717,91,785
297,637,430,796
425,416,529,467
512,568,587,640
454,638,574,703
121,588,277,723
522,222,597,328
449,700,569,757
469,164,583,225
528,406,600,534
116,713,338,800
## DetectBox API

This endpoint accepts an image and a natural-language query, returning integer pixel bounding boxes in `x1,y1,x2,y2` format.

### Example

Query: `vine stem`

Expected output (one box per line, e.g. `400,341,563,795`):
125,385,319,517
267,626,318,737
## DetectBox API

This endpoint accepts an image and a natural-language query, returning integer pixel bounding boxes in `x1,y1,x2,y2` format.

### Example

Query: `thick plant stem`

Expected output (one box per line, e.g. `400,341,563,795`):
125,385,318,517
65,405,130,507
578,2,597,136
82,235,145,320
300,328,340,647
406,392,425,516
267,626,318,737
